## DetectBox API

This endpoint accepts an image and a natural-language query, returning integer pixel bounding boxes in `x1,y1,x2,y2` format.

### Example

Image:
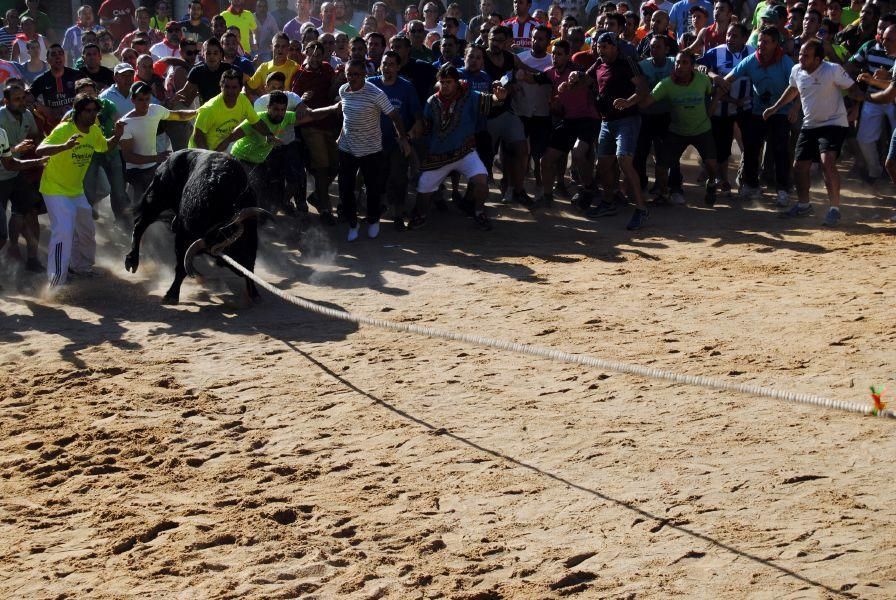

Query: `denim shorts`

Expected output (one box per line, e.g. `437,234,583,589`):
597,115,641,157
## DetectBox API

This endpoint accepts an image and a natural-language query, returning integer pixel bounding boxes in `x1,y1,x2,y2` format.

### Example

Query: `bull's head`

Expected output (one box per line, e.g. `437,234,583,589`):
184,207,272,276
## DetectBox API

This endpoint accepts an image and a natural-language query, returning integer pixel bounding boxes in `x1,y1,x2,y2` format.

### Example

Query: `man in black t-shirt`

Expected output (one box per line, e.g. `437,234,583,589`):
78,43,115,90
483,25,532,206
180,0,213,43
30,44,80,126
176,37,233,105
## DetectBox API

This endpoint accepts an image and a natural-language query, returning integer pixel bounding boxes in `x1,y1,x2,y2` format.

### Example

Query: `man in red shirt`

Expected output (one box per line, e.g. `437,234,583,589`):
291,40,340,225
503,0,535,50
98,0,136,44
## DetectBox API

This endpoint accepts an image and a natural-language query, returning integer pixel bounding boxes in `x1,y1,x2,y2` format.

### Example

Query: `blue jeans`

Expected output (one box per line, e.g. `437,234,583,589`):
598,115,641,157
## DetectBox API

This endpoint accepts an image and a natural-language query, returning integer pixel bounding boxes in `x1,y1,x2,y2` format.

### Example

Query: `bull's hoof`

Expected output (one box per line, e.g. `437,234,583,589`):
161,295,180,305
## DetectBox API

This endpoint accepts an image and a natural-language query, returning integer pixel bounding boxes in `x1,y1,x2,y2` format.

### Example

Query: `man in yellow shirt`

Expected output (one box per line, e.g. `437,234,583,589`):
36,93,124,287
246,32,298,99
191,69,260,150
220,0,256,54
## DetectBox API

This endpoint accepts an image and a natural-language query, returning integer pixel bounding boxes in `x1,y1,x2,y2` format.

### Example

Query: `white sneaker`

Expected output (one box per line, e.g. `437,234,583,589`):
776,189,790,207
367,222,380,239
347,225,359,242
670,192,685,205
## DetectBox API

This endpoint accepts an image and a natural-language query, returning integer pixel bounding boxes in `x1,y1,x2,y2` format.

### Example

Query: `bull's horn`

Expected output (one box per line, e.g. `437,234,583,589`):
184,238,207,276
229,207,274,226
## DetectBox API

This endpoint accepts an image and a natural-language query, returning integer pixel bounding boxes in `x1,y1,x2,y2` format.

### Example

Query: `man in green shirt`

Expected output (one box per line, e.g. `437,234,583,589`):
219,90,315,211
617,50,721,206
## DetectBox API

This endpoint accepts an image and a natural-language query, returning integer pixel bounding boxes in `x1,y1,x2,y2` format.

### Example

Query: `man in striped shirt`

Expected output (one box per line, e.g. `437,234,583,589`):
503,0,536,51
847,13,896,182
310,59,410,241
699,22,752,196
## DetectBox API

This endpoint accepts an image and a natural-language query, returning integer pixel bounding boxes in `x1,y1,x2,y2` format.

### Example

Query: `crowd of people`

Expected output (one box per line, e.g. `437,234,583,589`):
0,0,894,288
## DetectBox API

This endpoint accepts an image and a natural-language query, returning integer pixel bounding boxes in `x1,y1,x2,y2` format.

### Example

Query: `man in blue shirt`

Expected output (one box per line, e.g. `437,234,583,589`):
668,0,714,39
369,50,423,231
722,25,795,204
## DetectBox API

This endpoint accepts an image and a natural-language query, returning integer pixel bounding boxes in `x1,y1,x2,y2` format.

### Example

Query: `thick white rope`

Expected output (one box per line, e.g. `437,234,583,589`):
222,255,894,419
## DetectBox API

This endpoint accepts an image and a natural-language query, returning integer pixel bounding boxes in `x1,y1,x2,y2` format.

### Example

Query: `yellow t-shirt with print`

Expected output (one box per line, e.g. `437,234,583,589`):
247,59,299,92
40,121,108,197
220,9,256,51
190,92,260,151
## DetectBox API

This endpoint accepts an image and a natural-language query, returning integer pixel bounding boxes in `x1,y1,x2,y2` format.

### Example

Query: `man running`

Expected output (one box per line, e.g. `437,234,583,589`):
763,39,865,226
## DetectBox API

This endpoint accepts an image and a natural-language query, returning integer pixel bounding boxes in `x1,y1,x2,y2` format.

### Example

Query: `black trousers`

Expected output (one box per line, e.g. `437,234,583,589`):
633,112,683,191
338,149,384,227
742,113,791,191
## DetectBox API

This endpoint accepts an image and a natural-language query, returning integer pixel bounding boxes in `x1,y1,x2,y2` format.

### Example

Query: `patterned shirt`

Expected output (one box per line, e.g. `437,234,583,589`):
698,44,754,117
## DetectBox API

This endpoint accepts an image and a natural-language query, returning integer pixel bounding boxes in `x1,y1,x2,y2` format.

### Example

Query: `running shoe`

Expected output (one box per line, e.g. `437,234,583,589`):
670,192,685,205
782,203,813,218
822,207,841,227
368,222,380,239
407,213,427,230
474,211,493,231
554,180,571,198
720,181,732,197
571,189,595,211
319,211,337,226
514,189,535,208
776,189,790,207
738,185,759,201
585,200,618,218
347,225,360,242
626,208,649,230
704,184,717,207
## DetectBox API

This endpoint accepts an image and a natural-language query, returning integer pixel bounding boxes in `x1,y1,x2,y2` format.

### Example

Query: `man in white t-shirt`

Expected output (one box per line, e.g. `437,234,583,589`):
764,39,864,226
514,24,553,201
119,81,196,213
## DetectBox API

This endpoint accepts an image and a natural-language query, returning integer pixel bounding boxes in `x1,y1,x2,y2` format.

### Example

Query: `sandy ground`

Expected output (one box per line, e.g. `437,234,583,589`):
2,161,896,600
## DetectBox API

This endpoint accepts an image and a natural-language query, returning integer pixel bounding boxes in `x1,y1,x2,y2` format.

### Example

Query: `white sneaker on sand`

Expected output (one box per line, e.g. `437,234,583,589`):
347,225,359,242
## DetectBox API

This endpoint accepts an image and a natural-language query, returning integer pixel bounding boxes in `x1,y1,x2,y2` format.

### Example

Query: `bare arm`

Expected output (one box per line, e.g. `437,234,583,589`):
762,85,800,120
869,81,896,104
35,134,82,157
191,127,208,150
176,82,199,105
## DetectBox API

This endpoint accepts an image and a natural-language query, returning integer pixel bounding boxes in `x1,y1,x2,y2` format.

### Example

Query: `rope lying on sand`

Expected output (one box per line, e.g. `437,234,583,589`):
222,255,894,420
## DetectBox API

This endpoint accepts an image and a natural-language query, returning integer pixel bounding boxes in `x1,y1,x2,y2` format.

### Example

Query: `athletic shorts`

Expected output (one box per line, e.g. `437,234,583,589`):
549,117,599,153
417,151,487,194
794,125,848,163
301,126,339,170
486,111,526,146
658,130,716,168
520,115,552,159
597,115,641,157
0,175,41,239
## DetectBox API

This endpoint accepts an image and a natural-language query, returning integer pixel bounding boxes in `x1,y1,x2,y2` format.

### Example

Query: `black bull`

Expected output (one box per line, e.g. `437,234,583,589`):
124,149,271,304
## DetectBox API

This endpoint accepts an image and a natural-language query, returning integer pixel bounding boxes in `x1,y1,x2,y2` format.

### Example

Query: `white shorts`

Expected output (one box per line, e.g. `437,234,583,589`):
416,152,487,194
